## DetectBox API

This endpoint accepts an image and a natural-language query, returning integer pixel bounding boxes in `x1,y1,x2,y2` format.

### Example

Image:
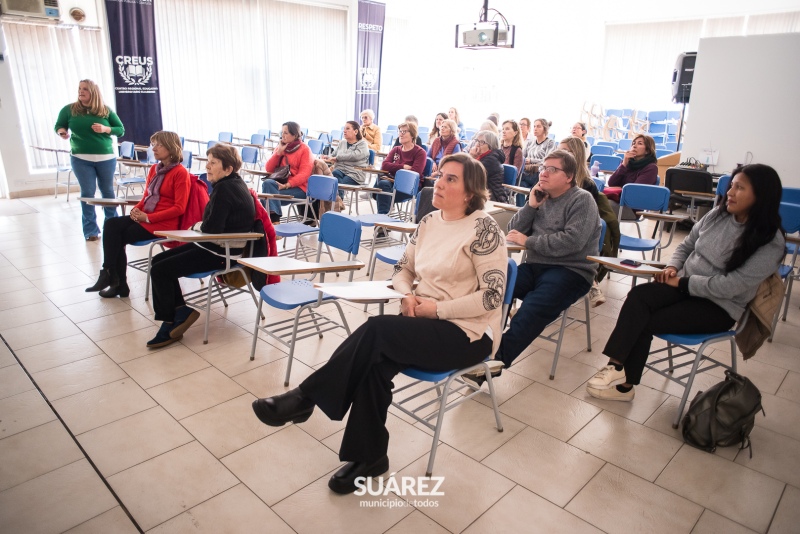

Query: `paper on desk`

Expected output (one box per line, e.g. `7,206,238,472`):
313,281,404,300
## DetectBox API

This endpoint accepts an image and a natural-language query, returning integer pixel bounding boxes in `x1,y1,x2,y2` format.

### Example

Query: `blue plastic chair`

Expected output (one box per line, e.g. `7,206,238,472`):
592,177,605,192
782,187,800,205
647,326,742,428
181,150,193,169
318,132,331,146
367,149,376,166
418,126,430,138
274,175,339,261
250,134,266,146
590,145,615,156
648,123,668,135
250,212,363,386
771,202,800,337
665,142,679,152
392,259,517,477
542,219,607,379
127,237,169,302
617,184,672,261
656,149,673,158
381,132,394,147
597,141,619,150
590,154,622,172
307,139,324,156
218,132,233,143
330,129,343,141
464,129,477,141
388,169,420,222
502,164,518,187
617,139,632,152
119,141,135,159
386,125,398,133
647,111,668,123
241,146,259,167
423,158,434,180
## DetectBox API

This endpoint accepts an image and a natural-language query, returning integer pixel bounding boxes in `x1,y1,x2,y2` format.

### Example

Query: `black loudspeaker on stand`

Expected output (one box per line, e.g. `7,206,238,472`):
672,52,696,152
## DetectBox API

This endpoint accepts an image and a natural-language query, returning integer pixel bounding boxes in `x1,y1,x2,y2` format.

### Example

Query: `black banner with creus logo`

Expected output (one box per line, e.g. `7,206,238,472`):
105,0,163,146
354,0,385,124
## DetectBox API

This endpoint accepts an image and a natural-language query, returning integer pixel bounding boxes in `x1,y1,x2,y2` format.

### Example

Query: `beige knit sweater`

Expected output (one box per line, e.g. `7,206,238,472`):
392,209,509,356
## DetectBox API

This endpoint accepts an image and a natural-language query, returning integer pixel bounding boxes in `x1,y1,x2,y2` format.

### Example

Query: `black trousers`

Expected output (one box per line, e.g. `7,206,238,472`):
101,216,157,280
299,315,492,463
603,282,735,385
150,245,227,322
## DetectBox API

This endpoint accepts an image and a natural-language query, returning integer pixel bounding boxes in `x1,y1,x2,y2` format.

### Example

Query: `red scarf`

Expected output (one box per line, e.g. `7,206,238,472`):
283,139,302,154
475,149,491,161
430,135,458,159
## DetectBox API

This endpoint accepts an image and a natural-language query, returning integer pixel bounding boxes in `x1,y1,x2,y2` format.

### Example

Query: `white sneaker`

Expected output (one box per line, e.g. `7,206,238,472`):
589,285,606,307
461,360,504,388
587,364,626,389
586,385,635,402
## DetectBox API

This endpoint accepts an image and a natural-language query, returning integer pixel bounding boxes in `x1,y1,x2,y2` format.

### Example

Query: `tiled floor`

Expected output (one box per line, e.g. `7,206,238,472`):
1,193,799,533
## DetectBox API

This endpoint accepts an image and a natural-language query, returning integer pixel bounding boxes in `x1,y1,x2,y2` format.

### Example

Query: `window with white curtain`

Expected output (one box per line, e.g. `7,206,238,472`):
155,0,348,143
601,11,800,112
601,20,703,111
3,22,113,170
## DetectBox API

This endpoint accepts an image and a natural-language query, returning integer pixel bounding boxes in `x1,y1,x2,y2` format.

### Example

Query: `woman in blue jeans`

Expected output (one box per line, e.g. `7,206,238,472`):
55,79,125,240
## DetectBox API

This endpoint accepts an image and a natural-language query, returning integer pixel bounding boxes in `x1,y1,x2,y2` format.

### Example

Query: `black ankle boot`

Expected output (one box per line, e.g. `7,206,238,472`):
85,268,112,292
99,271,126,298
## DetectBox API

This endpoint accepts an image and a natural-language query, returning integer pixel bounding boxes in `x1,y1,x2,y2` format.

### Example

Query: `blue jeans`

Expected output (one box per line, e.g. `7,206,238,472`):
72,156,118,238
515,171,539,207
498,263,591,367
375,178,412,215
261,179,306,216
332,170,360,199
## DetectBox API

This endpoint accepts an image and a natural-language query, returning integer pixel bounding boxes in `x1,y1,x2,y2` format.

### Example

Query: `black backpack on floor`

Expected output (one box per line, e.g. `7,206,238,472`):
681,370,764,457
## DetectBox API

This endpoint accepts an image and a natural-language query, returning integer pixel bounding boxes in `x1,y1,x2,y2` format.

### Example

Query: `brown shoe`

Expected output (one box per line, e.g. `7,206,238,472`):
86,235,100,242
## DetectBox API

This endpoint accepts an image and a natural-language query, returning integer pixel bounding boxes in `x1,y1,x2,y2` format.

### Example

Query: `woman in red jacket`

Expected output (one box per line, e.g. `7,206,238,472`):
85,131,191,298
261,121,313,223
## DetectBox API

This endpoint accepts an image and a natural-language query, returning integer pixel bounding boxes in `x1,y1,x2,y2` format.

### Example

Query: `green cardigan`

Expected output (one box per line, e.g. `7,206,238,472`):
54,104,125,155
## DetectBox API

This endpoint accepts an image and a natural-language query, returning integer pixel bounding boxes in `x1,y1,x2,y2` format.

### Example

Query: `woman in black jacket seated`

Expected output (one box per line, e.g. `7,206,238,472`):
147,144,256,348
469,129,509,203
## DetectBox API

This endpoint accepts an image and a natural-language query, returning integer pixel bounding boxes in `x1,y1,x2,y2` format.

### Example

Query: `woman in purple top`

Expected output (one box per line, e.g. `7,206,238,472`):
376,121,426,215
607,134,659,188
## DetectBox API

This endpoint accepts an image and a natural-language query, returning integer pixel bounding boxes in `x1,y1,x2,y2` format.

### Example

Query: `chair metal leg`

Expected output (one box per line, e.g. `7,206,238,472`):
730,339,738,374
426,375,455,477
250,297,265,361
782,276,794,322
202,278,214,345
584,296,592,352
672,344,709,429
549,312,570,380
483,363,504,433
284,305,310,387
667,343,674,373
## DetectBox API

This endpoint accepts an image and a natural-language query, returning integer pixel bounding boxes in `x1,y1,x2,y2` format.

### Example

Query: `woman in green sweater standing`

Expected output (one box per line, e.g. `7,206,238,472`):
54,79,125,241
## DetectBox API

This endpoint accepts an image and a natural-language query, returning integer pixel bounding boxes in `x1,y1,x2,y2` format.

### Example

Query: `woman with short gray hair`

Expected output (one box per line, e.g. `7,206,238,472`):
469,130,508,203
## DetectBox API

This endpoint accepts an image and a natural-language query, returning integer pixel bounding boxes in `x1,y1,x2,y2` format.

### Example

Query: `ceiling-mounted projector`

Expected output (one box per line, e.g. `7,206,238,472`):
456,1,515,50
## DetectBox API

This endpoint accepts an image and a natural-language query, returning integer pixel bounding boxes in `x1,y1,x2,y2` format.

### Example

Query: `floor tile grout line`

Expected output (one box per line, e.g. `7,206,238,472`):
0,334,145,534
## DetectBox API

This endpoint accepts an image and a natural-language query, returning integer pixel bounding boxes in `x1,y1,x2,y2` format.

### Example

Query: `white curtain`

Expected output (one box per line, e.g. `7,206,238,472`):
601,20,703,112
3,22,113,170
702,16,745,38
155,0,348,144
747,11,800,34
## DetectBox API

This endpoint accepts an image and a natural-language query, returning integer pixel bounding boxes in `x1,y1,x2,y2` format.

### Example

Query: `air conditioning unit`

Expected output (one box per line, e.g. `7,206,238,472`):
0,0,60,20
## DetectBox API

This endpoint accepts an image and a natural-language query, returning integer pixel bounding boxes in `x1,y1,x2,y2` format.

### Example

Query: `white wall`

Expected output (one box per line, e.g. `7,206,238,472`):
681,33,800,186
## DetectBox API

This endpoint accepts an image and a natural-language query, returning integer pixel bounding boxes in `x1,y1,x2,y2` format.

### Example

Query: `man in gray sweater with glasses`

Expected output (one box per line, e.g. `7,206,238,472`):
464,150,601,385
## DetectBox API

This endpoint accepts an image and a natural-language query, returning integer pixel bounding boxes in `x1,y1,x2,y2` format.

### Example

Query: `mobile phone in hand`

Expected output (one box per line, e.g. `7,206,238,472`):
620,259,642,267
533,189,548,202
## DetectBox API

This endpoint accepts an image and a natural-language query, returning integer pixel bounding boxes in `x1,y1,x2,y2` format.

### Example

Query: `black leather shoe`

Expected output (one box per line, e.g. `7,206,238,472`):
86,268,111,292
99,280,130,298
252,389,314,427
328,455,390,494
